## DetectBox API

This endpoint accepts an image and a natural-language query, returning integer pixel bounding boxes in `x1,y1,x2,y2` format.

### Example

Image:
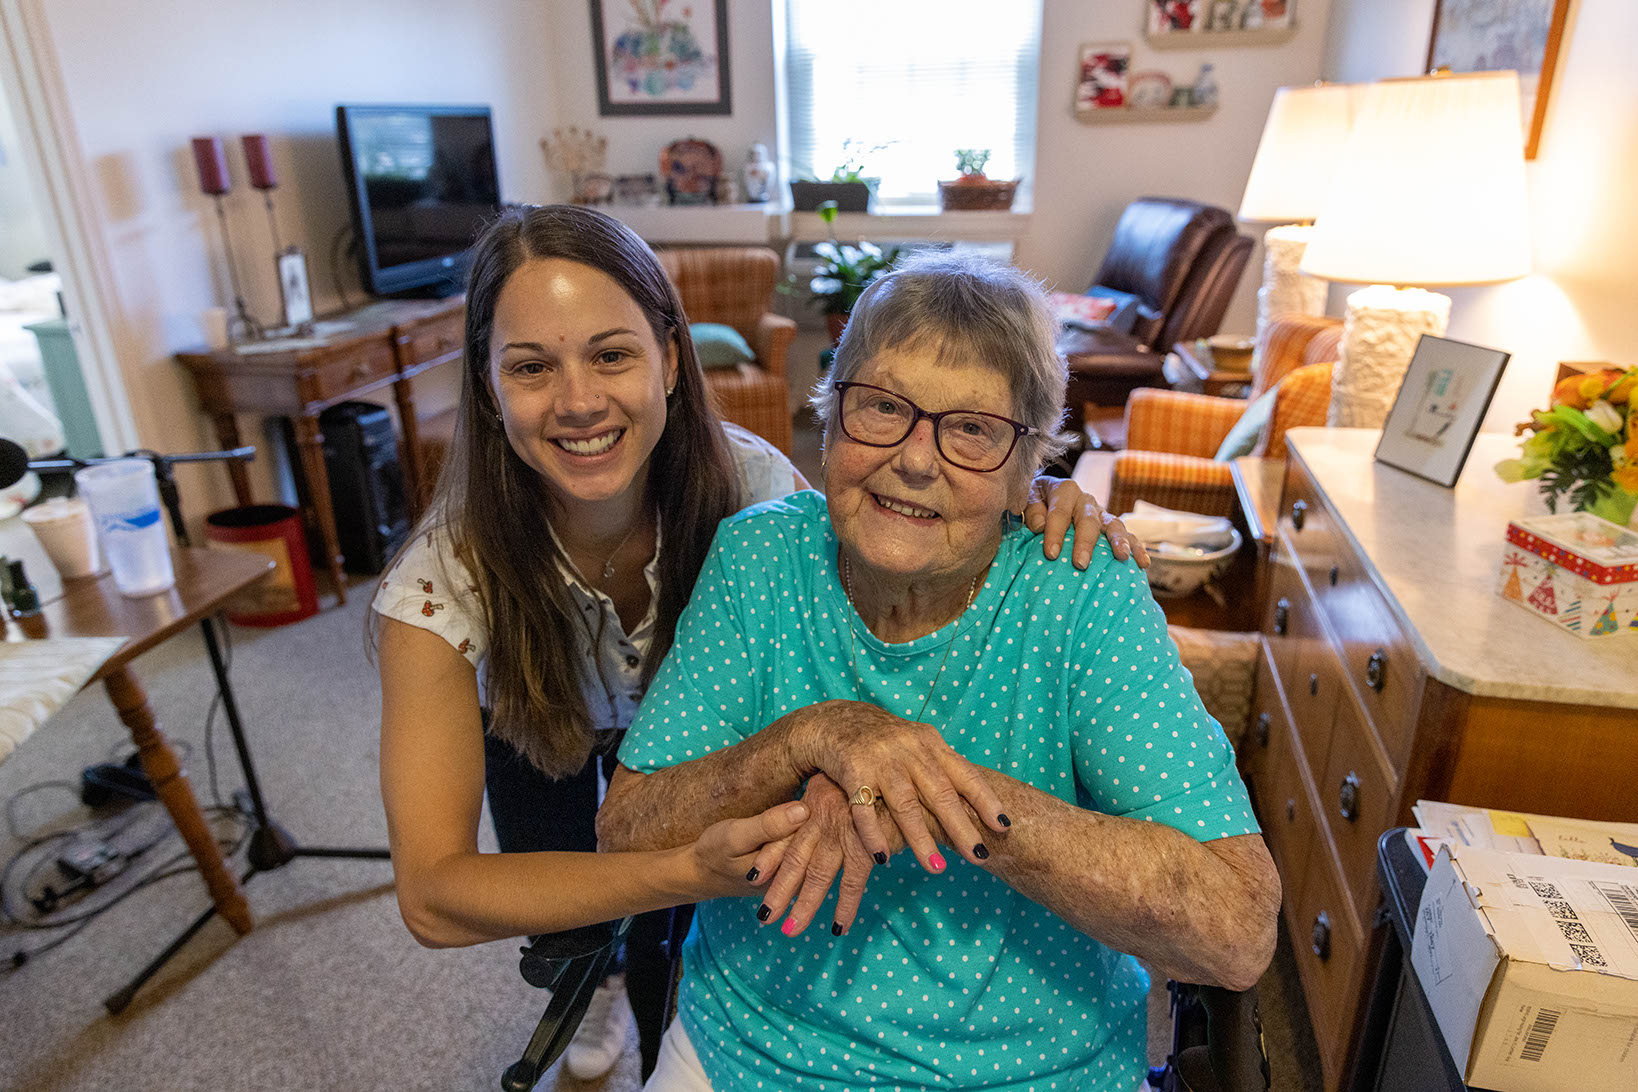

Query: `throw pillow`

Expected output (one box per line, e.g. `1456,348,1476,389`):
689,323,755,369
1213,383,1280,461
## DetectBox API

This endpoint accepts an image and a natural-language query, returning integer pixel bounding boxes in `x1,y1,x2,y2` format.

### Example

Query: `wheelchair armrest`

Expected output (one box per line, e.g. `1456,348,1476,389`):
1172,983,1270,1092
518,917,631,987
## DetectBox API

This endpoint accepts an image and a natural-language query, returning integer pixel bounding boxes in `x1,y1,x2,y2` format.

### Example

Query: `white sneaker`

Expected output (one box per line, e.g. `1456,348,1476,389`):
564,973,631,1080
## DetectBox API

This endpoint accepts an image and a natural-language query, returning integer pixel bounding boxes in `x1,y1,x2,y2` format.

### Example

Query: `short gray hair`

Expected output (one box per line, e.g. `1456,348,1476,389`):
810,251,1069,476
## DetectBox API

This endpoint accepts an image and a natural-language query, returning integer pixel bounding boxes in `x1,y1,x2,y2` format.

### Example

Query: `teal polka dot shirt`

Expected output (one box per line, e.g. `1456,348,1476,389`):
619,492,1259,1091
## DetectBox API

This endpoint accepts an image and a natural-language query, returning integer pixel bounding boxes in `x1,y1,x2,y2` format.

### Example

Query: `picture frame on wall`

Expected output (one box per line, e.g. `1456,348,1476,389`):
1147,1,1202,34
1427,0,1572,158
1077,42,1132,110
589,0,731,117
1374,335,1511,487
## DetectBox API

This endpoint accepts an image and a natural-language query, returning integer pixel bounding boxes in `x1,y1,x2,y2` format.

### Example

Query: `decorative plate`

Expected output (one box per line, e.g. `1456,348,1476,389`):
1129,71,1175,109
660,138,723,204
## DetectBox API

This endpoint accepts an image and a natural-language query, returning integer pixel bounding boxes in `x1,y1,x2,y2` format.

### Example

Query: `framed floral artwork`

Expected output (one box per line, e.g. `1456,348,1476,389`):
1077,42,1132,111
1147,1,1202,34
590,0,731,117
1426,0,1572,158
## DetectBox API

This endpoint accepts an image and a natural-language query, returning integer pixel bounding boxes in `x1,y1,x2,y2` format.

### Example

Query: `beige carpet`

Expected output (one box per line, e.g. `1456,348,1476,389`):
1,419,1320,1092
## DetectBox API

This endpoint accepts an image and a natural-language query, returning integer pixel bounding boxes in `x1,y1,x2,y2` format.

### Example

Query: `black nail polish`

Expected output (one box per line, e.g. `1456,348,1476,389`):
745,867,760,883
998,813,1012,828
757,904,771,922
873,851,888,865
831,922,844,936
973,843,990,860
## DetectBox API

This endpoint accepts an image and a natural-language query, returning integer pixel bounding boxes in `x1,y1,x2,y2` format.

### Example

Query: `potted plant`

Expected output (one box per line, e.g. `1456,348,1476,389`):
937,148,1020,212
805,202,899,342
789,140,882,212
1495,366,1638,526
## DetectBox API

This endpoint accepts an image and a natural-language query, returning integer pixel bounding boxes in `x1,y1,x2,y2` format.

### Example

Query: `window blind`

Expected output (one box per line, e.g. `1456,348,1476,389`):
785,0,1042,210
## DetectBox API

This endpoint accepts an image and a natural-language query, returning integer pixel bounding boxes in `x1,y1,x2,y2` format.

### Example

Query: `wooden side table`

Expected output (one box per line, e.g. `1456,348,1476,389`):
1167,339,1254,398
177,296,464,604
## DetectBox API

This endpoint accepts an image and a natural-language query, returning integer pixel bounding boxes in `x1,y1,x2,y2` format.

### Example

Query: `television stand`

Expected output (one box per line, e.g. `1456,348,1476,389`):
176,295,465,604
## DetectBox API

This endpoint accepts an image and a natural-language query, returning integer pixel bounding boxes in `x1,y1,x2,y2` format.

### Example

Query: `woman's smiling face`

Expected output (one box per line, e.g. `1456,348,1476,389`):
825,344,1029,586
488,258,677,514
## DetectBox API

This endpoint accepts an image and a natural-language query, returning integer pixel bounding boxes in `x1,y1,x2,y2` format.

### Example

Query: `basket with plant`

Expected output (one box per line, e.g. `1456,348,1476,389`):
937,149,1020,212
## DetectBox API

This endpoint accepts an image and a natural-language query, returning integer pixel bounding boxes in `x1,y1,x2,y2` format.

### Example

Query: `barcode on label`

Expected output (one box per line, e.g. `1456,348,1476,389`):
1520,1007,1560,1063
1593,881,1638,942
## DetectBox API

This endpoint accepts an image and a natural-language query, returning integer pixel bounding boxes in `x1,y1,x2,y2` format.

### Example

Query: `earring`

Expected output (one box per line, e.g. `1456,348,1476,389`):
665,385,676,397
493,412,503,424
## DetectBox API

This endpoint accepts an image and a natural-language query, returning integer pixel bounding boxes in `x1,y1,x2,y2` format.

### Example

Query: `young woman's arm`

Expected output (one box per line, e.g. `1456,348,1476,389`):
377,618,803,947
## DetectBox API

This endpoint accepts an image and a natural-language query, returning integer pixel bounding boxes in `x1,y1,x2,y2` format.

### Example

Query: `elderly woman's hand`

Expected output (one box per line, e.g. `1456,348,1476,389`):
749,774,879,937
1023,475,1150,569
788,700,1008,873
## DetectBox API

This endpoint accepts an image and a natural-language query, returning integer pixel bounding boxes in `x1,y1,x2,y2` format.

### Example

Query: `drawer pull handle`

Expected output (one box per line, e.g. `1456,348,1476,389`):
1365,649,1387,692
1273,598,1290,636
1339,772,1361,822
1291,499,1308,531
1311,912,1332,961
1328,565,1339,587
1308,672,1319,697
1285,798,1296,822
1255,712,1271,749
349,362,371,383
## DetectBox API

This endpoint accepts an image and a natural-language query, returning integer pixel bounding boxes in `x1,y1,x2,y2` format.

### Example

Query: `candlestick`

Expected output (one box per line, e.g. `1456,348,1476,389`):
241,134,277,190
191,136,230,196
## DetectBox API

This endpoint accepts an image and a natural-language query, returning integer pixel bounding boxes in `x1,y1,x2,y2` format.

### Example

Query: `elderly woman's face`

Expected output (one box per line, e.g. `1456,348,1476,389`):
826,345,1029,585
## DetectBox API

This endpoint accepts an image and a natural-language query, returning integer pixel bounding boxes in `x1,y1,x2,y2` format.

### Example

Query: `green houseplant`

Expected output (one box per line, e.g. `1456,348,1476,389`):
806,201,899,341
789,140,884,212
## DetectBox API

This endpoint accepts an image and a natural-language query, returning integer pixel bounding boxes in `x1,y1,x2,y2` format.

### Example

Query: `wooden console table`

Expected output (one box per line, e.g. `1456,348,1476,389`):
176,296,464,604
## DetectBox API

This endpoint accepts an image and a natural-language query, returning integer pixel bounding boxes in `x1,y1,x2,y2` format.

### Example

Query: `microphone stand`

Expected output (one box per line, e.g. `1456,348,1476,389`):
29,447,390,1013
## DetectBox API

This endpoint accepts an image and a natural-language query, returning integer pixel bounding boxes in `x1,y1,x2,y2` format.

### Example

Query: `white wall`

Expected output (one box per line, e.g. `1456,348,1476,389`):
38,0,560,519
1323,0,1638,433
1021,0,1334,332
0,85,53,279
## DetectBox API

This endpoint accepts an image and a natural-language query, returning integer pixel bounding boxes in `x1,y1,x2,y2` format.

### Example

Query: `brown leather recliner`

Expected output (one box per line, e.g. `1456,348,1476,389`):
1060,198,1253,430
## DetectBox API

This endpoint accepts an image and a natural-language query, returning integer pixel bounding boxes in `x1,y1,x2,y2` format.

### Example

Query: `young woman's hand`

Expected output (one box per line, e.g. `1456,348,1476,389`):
1023,474,1150,569
685,800,809,900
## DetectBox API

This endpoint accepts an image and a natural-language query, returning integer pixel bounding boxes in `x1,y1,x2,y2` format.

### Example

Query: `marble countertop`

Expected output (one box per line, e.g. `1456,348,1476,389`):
1286,428,1638,709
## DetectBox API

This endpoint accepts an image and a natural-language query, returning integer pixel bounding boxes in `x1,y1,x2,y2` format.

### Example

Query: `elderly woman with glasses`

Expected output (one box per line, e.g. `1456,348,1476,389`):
598,253,1279,1092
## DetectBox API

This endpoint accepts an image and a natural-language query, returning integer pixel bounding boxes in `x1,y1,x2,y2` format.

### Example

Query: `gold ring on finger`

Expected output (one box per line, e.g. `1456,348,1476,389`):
848,785,877,807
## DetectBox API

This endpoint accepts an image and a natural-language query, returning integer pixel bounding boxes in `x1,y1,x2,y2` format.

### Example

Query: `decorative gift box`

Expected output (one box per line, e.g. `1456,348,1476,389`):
1498,512,1638,638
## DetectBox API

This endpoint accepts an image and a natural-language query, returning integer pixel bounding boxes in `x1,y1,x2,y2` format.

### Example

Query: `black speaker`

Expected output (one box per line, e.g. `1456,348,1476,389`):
316,401,410,573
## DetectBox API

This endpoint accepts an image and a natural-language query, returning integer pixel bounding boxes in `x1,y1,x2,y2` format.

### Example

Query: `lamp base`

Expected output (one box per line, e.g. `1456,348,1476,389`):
1328,285,1451,428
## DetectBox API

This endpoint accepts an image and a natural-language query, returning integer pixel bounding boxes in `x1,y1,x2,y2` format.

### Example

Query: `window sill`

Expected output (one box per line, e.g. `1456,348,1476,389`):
787,205,1032,243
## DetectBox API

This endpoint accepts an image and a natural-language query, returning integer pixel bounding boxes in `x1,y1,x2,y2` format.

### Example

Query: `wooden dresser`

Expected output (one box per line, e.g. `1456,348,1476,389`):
1239,429,1638,1091
177,296,464,604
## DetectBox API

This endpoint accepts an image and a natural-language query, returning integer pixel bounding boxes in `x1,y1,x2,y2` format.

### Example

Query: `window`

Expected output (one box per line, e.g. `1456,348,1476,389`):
785,0,1042,211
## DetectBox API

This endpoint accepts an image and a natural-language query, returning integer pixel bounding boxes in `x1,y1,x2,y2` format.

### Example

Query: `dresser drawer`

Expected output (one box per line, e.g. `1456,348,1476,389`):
399,310,464,373
1288,838,1366,1084
1240,641,1283,785
1315,552,1423,768
308,340,397,405
1266,543,1339,775
1254,668,1315,907
1316,689,1398,925
1280,459,1348,589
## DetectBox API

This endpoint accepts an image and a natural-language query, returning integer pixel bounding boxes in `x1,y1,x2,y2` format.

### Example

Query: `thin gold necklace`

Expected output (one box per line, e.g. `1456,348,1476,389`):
570,513,648,586
840,553,980,723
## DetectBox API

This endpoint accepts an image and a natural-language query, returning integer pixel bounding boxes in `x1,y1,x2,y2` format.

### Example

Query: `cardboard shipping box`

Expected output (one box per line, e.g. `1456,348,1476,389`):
1413,847,1638,1090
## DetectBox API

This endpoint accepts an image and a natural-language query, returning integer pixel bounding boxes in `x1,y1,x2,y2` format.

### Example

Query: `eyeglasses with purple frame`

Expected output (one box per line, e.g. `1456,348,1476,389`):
831,381,1039,473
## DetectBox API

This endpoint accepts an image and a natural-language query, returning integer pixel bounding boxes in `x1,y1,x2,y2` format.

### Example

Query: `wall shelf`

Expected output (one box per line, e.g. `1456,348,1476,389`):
602,202,785,245
1144,24,1297,50
1075,104,1219,124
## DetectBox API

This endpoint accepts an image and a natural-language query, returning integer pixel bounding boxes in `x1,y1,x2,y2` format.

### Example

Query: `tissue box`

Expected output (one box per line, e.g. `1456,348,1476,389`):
1412,846,1638,1091
1498,512,1638,638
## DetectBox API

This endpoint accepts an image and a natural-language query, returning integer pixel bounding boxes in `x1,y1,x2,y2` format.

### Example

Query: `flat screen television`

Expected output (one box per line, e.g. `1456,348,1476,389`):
335,104,501,297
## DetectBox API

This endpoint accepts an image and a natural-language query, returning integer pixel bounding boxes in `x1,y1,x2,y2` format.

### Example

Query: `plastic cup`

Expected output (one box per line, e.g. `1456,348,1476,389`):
74,459,176,597
21,497,104,579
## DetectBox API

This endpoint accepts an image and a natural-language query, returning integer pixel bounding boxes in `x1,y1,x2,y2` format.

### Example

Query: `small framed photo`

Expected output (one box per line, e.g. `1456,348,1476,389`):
1237,0,1294,29
1375,335,1510,487
1148,1,1202,33
276,248,313,330
1077,42,1131,110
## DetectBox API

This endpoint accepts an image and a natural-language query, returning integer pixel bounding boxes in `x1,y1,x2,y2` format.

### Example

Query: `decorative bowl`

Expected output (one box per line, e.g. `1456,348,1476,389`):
1144,527,1243,599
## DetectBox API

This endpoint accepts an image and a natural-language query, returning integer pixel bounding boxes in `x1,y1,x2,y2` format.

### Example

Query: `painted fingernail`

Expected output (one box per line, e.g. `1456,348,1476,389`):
873,851,888,865
998,813,1012,827
745,867,760,883
973,843,990,860
781,918,798,937
831,921,844,936
929,852,947,871
757,904,771,922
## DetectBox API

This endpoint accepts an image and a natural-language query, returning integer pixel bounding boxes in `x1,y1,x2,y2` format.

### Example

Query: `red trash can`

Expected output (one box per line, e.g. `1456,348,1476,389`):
204,504,319,626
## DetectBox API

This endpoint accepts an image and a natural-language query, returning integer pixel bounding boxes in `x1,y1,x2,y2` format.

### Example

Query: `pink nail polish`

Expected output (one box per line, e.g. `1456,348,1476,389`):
781,918,799,936
929,852,947,872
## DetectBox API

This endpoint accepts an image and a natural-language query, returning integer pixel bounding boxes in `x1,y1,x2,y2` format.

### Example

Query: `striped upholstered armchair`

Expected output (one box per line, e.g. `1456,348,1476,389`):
1106,314,1343,517
656,247,797,453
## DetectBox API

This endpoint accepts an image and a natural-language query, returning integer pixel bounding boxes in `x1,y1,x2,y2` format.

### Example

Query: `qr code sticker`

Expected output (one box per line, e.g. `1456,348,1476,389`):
1570,943,1607,968
1530,880,1564,901
1545,899,1578,921
1556,919,1592,944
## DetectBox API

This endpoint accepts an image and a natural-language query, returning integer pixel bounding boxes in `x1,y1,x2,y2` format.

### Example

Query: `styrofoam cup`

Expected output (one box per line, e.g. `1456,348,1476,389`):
21,496,104,579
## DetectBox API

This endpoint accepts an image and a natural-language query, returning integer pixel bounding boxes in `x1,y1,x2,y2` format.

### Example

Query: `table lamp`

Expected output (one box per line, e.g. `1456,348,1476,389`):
1299,71,1531,428
1237,83,1356,365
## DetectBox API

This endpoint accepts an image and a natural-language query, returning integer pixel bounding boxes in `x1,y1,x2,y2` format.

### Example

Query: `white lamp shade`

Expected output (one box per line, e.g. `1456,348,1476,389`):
1300,71,1531,286
1238,83,1356,223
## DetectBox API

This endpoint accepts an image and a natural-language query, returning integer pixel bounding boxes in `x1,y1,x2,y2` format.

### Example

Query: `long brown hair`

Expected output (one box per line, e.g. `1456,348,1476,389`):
430,205,740,776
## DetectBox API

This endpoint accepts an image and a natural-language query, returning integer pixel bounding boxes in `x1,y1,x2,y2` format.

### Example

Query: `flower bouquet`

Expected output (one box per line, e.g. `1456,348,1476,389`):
1496,366,1638,526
